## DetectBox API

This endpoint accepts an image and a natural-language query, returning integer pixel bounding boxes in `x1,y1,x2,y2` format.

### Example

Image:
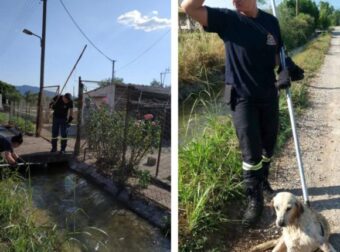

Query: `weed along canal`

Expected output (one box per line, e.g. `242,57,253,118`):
29,166,170,251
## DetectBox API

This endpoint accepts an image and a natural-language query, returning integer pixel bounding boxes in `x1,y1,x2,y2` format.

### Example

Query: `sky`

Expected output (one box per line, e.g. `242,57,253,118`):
0,0,171,95
205,0,340,9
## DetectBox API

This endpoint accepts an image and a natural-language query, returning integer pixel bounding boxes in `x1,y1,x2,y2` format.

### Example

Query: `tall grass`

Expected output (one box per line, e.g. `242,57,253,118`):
179,33,331,250
179,32,225,102
0,169,60,251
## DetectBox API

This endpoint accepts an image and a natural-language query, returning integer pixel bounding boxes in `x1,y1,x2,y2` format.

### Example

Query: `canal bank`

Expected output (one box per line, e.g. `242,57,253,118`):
2,132,171,251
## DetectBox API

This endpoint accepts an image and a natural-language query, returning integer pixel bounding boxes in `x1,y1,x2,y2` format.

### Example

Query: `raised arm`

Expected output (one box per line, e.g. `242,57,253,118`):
181,0,208,27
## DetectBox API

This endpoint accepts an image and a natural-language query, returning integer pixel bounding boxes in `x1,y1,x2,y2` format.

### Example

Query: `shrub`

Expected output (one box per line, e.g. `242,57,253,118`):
85,107,160,184
279,12,315,50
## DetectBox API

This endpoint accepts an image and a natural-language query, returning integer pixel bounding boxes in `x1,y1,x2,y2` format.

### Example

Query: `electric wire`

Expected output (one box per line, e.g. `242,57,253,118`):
58,0,170,74
117,29,170,71
58,0,113,62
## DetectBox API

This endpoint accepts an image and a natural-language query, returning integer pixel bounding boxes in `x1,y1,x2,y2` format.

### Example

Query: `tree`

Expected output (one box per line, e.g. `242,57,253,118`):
282,0,319,28
98,77,124,87
150,79,163,87
318,1,334,29
330,10,340,26
0,80,22,104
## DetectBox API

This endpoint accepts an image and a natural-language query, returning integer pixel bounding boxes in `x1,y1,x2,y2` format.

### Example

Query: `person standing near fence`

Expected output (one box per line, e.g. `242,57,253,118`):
49,93,73,153
181,0,304,227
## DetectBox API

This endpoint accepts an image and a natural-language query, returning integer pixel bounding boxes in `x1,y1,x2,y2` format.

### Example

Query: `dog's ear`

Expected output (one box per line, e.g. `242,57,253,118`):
296,201,304,217
290,201,304,224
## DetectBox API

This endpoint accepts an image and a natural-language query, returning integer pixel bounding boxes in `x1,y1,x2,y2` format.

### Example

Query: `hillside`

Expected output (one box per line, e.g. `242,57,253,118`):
15,85,56,97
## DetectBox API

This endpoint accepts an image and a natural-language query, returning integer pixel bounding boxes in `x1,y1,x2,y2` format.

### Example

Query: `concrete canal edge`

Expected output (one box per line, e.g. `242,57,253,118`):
69,160,171,231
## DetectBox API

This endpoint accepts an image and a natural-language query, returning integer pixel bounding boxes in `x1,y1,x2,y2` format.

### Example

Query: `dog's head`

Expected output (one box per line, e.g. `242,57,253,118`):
272,192,304,227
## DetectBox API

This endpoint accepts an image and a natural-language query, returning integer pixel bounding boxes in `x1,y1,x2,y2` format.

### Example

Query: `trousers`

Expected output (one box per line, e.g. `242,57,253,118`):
230,90,279,180
51,116,68,151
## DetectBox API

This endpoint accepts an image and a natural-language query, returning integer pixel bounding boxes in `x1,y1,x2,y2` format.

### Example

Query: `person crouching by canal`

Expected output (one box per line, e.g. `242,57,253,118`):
0,133,23,165
49,93,73,154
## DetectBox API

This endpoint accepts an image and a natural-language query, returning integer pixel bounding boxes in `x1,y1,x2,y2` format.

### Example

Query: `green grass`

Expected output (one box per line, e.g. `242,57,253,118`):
178,33,332,251
0,170,61,251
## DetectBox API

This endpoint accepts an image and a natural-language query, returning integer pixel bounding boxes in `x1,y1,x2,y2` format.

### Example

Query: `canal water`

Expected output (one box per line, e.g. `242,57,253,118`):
30,168,170,252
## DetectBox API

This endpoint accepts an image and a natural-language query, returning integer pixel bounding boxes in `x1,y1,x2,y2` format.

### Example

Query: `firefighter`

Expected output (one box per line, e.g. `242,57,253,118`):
0,133,23,165
181,0,304,227
49,93,73,153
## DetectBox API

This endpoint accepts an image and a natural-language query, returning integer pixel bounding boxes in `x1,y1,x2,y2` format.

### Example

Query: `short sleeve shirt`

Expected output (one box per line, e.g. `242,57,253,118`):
0,136,13,153
51,95,73,119
204,7,283,100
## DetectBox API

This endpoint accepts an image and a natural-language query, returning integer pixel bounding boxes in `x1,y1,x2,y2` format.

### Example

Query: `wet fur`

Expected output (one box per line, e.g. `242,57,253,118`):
251,192,335,252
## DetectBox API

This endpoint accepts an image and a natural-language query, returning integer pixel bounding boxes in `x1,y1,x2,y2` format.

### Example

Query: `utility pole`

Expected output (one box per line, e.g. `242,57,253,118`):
160,72,164,87
35,0,47,137
296,0,299,16
160,68,170,87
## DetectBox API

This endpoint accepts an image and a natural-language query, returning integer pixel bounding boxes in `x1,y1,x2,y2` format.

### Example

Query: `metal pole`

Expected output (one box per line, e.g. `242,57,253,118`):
270,0,309,206
35,0,47,137
74,77,84,156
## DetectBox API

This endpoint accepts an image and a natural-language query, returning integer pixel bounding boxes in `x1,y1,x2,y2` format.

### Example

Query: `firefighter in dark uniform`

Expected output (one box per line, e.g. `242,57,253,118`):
0,134,23,165
49,93,73,153
181,0,303,227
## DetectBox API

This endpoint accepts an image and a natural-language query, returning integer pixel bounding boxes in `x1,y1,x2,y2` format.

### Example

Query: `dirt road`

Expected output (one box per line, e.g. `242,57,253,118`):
231,27,340,251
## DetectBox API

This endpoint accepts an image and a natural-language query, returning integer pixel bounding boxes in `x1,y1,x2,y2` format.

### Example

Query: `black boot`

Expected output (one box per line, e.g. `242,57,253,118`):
262,161,274,197
242,178,264,228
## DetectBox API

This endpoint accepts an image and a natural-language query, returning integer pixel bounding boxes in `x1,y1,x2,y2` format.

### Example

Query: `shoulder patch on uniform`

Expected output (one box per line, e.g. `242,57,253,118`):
266,33,277,46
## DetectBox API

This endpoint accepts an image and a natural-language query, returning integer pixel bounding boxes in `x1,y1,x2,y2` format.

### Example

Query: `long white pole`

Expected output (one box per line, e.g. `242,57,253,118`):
270,0,310,206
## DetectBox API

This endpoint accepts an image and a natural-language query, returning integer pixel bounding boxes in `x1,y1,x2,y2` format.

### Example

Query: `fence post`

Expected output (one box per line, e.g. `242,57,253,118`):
155,103,168,177
122,85,131,168
74,76,84,157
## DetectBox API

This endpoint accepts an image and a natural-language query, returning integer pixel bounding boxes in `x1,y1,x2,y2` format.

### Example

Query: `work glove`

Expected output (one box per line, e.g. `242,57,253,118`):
278,57,304,81
275,68,291,90
285,57,304,81
67,116,73,124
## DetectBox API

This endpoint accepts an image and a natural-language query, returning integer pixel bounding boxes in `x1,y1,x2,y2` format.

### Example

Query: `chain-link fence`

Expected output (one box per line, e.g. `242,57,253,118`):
0,86,60,138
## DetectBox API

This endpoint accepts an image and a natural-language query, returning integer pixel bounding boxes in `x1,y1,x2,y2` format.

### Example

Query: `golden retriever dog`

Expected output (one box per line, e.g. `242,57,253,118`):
251,192,336,252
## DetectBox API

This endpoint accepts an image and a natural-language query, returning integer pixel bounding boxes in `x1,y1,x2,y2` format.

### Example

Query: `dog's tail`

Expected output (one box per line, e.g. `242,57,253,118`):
250,239,277,252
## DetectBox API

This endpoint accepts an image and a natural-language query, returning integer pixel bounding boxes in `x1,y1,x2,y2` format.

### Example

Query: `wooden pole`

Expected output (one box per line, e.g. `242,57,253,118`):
74,76,84,156
122,85,131,168
155,103,168,177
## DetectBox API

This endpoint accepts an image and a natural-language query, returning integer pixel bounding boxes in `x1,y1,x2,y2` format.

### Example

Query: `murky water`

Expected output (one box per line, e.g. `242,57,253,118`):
30,168,170,252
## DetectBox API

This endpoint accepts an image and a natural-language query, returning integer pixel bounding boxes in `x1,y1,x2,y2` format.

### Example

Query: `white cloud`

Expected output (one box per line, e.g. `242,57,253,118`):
117,10,170,32
152,10,159,15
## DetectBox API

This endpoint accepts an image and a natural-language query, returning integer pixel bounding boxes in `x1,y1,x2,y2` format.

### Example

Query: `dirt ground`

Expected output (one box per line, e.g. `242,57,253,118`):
229,27,340,251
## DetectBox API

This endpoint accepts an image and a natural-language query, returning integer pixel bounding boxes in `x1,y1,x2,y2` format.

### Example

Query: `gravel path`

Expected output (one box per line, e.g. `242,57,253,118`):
231,27,340,251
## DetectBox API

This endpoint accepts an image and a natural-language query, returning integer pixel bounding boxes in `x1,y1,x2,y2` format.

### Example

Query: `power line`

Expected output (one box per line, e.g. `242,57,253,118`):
59,0,170,73
117,29,170,71
58,0,113,62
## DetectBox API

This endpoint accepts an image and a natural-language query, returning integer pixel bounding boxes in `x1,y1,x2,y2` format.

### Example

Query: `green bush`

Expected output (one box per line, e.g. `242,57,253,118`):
279,12,315,50
85,107,160,184
0,112,35,135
